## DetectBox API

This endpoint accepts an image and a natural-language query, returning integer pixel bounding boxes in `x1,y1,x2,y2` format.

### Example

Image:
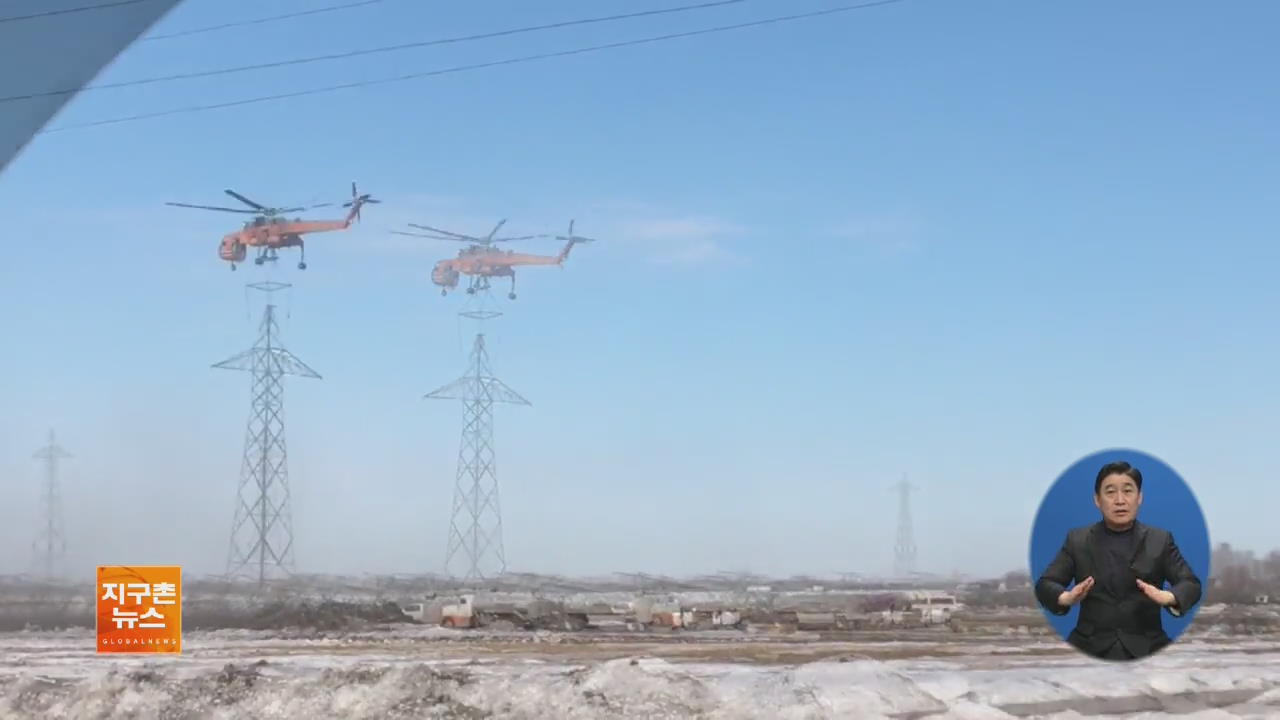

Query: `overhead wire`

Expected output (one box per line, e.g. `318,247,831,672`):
142,0,385,41
3,0,755,103
40,0,904,133
0,0,153,24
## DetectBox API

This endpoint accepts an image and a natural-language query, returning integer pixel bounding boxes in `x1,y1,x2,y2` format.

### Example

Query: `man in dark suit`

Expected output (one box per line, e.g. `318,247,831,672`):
1034,461,1202,660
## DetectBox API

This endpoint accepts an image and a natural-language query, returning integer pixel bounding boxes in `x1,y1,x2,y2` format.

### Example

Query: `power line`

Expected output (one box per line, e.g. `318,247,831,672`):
3,0,754,103
0,0,152,24
142,0,385,41
40,0,904,133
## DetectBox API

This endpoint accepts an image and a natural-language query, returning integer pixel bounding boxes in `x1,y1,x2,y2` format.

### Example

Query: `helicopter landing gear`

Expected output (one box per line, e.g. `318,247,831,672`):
230,263,237,271
298,262,307,270
508,274,517,300
297,242,307,270
508,292,516,300
441,288,447,296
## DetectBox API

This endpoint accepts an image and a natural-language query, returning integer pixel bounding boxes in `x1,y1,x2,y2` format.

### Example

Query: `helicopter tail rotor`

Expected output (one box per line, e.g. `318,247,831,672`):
342,181,381,222
555,219,597,263
555,219,598,244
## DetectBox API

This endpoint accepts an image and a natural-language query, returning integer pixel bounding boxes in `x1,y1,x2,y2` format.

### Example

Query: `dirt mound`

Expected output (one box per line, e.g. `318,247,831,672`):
247,600,414,631
185,599,414,631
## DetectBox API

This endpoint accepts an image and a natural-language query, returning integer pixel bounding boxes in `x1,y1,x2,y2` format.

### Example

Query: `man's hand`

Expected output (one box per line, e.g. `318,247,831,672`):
1057,576,1094,608
1136,579,1176,607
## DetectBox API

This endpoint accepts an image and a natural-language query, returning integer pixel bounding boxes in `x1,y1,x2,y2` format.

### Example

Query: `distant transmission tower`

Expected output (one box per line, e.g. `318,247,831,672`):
428,299,529,582
214,281,320,584
894,475,917,577
32,429,71,579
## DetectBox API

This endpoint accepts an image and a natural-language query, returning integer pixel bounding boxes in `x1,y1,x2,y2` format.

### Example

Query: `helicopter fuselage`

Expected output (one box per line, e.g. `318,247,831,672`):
412,220,592,299
216,212,363,266
430,239,581,290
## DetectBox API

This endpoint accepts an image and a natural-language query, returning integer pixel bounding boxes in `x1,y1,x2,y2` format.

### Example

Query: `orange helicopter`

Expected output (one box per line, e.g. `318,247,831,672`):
392,219,595,299
166,182,379,270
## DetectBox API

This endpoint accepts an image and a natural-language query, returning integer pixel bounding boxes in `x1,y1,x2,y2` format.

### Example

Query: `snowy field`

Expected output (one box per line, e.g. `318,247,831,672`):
1,628,1278,718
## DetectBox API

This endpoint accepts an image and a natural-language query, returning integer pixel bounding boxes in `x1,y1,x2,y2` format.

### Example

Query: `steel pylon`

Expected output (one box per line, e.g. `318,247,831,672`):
427,325,529,582
214,282,319,584
894,474,917,577
32,429,71,580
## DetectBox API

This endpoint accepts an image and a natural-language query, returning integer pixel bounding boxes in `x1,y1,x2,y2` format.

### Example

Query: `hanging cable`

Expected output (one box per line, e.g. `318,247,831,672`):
143,0,384,41
39,0,904,133
3,0,755,102
0,0,153,24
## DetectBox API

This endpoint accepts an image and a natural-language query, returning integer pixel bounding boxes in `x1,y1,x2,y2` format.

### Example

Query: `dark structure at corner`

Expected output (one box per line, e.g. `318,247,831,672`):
0,0,183,173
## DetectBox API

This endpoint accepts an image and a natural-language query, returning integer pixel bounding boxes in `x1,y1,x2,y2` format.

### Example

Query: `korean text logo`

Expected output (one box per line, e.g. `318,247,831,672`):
96,566,182,654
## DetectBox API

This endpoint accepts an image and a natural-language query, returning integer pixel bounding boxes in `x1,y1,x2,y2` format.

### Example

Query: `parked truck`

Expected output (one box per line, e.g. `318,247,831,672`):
917,593,964,625
440,595,478,628
405,594,586,631
400,602,429,623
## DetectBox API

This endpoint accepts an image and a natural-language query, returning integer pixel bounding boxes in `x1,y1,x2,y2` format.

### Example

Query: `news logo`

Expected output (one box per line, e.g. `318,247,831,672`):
96,566,182,654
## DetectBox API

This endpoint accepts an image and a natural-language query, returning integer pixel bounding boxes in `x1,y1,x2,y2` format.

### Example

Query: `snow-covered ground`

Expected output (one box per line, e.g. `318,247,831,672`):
1,629,1278,718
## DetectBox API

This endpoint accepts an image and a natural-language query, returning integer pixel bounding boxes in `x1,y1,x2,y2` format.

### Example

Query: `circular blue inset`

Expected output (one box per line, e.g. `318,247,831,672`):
1028,448,1211,647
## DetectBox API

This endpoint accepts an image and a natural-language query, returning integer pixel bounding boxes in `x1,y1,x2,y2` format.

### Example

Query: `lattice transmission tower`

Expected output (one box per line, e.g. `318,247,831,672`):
214,281,320,584
32,429,71,579
427,299,529,582
894,474,917,577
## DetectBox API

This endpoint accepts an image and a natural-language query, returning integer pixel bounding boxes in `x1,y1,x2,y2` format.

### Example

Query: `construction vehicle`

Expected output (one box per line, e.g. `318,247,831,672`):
917,593,964,625
440,596,478,628
440,595,525,629
400,602,428,622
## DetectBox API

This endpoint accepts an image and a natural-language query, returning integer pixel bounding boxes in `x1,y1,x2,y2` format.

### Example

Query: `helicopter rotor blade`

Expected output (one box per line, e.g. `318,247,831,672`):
341,181,380,208
556,220,597,242
166,202,260,214
224,189,269,211
551,219,597,242
407,223,479,241
486,219,508,242
390,230,457,240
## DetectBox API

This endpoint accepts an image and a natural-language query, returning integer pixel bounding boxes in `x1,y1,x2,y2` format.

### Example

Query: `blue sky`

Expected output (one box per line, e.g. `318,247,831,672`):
1,0,1278,580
